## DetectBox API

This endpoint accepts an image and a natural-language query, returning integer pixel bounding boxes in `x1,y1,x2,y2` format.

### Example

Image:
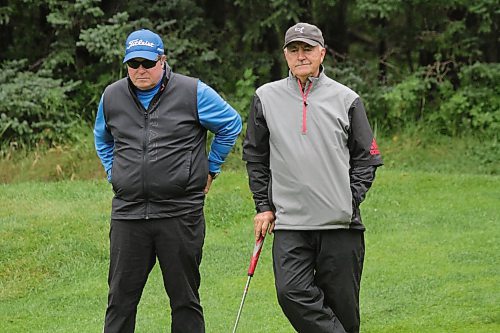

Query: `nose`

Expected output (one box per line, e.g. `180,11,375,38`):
297,48,306,59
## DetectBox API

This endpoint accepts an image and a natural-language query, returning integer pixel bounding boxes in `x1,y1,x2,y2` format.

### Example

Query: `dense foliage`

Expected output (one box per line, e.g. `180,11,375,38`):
0,0,498,149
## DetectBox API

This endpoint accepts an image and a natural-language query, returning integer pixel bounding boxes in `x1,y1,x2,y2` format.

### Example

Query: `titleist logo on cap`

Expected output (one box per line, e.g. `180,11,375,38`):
127,39,155,49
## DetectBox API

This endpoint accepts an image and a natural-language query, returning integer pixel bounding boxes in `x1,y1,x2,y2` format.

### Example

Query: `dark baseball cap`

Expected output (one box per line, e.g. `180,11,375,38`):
283,23,324,49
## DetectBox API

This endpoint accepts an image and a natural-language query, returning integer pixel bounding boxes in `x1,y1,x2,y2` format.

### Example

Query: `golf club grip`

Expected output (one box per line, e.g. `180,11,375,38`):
247,234,265,276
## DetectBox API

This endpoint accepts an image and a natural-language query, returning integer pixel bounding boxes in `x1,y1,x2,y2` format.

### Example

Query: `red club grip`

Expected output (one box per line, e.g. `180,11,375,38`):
247,234,265,276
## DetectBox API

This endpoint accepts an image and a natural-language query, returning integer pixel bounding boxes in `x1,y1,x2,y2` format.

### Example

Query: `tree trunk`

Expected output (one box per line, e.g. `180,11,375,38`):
377,18,387,84
321,0,349,60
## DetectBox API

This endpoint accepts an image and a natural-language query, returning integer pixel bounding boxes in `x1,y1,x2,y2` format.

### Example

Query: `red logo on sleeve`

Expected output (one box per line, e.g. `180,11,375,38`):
370,139,380,155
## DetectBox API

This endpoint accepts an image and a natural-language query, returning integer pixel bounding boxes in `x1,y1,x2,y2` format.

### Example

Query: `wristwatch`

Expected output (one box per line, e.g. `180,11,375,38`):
209,171,220,180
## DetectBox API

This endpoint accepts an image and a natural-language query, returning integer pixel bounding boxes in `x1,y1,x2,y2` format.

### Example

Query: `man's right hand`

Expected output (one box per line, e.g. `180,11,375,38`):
254,211,275,241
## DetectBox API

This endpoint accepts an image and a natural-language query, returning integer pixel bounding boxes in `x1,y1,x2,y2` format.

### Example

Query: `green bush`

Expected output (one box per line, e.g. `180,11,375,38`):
436,62,500,137
0,60,81,150
229,68,258,123
355,62,500,138
382,72,428,127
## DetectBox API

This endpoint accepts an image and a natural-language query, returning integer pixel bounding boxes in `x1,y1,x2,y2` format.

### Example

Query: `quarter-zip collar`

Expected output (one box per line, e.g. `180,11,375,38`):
287,65,326,134
287,64,326,89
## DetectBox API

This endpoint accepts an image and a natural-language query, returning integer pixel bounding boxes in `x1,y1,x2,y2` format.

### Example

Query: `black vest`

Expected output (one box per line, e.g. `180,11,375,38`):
103,70,207,219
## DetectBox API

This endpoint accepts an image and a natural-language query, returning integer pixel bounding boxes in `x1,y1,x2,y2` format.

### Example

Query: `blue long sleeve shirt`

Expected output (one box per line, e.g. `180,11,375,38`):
94,79,241,181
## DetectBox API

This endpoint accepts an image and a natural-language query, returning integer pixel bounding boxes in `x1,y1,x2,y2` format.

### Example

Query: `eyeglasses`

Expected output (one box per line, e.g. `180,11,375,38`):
126,58,159,69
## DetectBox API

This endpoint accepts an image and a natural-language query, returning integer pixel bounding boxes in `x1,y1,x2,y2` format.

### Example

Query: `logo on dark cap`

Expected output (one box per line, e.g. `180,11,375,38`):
284,22,324,49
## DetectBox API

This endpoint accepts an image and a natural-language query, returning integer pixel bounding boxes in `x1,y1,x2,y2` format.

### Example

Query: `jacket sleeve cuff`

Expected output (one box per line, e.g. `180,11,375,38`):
256,204,273,213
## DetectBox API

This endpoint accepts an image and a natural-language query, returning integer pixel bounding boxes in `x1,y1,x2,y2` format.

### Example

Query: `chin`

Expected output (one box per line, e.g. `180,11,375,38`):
134,82,152,89
294,71,311,78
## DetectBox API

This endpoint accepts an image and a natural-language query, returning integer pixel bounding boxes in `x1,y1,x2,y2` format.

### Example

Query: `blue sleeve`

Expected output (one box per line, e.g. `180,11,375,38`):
93,95,114,182
197,80,242,173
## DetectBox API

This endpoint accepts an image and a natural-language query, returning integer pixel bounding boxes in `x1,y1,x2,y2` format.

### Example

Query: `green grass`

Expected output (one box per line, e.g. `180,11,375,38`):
1,169,499,332
1,127,499,185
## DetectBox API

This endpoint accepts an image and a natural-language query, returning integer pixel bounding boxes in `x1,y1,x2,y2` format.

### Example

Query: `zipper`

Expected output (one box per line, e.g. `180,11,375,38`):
143,111,150,219
130,78,166,220
297,79,313,134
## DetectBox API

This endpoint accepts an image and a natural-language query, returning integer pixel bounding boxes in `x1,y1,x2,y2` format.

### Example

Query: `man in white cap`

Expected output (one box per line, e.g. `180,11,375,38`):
94,29,242,333
243,22,383,333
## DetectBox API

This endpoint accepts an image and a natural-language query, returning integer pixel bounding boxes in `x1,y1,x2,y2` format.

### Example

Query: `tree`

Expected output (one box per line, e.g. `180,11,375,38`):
0,0,498,150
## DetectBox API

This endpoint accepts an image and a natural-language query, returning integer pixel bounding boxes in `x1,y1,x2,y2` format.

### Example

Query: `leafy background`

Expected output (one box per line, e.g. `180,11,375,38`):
0,0,498,153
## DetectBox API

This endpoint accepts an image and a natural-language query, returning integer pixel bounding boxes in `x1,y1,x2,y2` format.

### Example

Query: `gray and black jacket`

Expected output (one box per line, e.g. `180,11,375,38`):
243,68,383,230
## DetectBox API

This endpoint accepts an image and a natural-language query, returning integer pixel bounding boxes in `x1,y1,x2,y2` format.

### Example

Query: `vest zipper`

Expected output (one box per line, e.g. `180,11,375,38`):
143,111,150,219
297,79,313,134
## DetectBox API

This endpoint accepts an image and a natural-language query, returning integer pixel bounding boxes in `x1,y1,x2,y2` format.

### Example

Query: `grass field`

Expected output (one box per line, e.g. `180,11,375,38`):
0,167,499,332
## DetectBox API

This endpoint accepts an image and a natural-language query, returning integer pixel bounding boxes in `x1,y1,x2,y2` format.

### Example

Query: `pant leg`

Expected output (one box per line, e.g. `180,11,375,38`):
315,230,365,333
153,210,205,333
273,230,346,333
104,219,156,333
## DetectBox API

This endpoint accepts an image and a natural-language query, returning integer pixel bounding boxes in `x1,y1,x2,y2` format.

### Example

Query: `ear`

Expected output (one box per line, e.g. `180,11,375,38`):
160,55,167,67
320,47,326,63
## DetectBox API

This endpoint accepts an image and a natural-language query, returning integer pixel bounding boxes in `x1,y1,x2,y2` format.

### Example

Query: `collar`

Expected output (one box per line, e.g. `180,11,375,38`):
287,65,325,89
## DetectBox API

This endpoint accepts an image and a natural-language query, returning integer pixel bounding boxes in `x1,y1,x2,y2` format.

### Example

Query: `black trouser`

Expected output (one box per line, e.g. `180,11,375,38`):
103,211,205,333
273,229,365,333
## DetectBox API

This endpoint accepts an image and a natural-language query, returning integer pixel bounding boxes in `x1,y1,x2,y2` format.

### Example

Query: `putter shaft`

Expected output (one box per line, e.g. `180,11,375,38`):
232,234,267,333
232,275,252,333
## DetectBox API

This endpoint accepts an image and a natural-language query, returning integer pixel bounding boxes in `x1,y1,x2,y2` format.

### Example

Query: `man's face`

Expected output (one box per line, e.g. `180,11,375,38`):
126,56,165,90
284,42,326,82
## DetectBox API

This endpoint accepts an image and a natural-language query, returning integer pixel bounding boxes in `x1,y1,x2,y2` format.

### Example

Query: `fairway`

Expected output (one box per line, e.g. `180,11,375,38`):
0,169,499,332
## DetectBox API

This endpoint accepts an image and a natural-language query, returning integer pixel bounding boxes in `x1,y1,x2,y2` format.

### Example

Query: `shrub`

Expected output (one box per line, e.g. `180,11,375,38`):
434,62,500,137
0,59,81,150
382,73,428,127
229,68,258,123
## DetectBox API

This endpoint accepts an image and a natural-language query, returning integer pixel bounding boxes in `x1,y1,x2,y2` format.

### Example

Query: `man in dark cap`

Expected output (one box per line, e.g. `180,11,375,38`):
243,22,383,333
94,29,242,333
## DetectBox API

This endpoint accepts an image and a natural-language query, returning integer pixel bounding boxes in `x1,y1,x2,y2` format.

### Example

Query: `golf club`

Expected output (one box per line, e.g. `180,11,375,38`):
232,233,267,333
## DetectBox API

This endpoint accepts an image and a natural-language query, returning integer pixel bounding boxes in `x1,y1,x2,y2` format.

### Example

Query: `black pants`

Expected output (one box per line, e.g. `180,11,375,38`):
273,229,365,333
103,211,205,333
